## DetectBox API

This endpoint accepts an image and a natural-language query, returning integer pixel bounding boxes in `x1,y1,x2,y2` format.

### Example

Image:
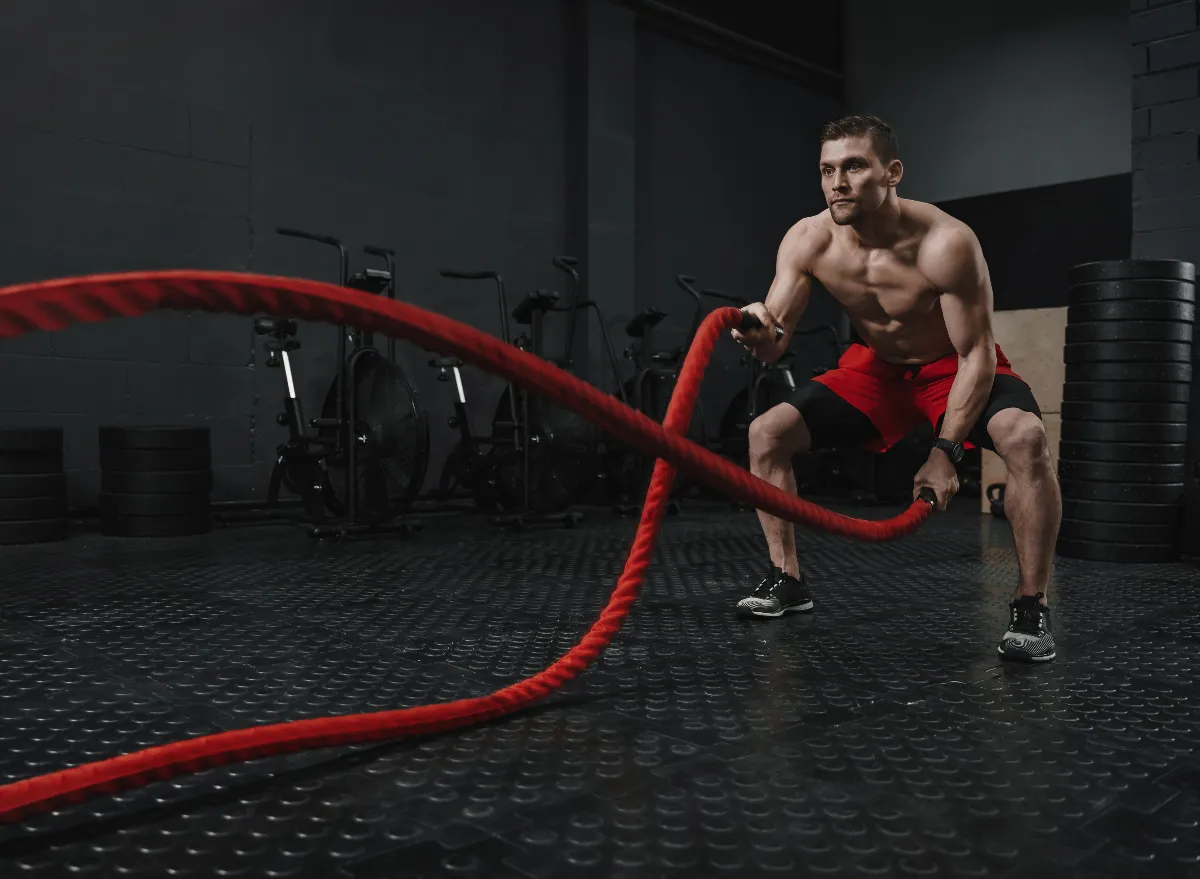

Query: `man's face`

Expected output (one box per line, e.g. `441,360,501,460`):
819,135,891,225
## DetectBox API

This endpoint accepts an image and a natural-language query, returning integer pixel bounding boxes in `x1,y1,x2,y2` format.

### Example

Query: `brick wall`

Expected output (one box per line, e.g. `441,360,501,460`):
1129,0,1200,543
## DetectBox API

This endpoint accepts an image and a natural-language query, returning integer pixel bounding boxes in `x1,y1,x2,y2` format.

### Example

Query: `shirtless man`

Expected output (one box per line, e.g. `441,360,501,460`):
731,115,1060,663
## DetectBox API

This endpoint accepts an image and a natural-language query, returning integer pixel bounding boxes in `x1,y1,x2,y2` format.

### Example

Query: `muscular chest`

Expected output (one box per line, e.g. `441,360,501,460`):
816,248,937,321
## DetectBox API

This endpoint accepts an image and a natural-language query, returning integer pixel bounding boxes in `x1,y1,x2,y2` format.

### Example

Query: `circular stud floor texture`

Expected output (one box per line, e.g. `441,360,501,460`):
1059,259,1195,563
0,428,67,545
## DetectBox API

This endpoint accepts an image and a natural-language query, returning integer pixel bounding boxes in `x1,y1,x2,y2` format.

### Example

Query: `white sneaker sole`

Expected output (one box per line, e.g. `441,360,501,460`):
997,645,1056,662
737,600,814,618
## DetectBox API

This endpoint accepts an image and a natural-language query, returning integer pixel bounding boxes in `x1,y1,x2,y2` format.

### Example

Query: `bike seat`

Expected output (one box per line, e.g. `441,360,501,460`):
429,356,463,369
253,317,298,338
512,289,560,325
625,307,667,338
347,268,391,295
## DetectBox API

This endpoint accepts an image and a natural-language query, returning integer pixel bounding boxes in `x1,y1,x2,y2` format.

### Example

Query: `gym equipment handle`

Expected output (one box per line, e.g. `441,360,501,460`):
738,310,786,341
0,269,935,823
363,245,395,257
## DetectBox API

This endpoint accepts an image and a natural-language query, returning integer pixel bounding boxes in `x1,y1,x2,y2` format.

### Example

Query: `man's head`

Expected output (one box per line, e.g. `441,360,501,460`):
818,115,902,225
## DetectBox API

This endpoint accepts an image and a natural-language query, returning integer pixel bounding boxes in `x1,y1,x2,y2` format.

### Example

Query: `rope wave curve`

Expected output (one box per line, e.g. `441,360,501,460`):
0,270,932,822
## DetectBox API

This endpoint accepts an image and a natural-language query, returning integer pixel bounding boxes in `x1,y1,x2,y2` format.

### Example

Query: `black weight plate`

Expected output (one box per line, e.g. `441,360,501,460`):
0,450,63,475
1065,320,1193,344
1061,401,1189,423
101,470,212,495
1058,459,1186,483
1067,300,1195,323
0,518,67,546
1061,421,1187,444
1065,361,1192,383
99,446,210,472
0,495,66,521
1056,536,1178,563
1061,498,1181,526
101,511,213,538
1061,381,1190,404
1058,441,1187,464
1059,517,1179,545
1063,342,1191,363
1059,479,1184,504
0,428,62,452
0,473,65,499
99,492,210,517
1068,259,1196,285
99,426,210,450
1068,278,1196,304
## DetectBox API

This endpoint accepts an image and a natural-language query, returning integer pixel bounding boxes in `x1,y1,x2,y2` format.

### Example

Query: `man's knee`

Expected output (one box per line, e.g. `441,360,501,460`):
749,404,811,461
989,408,1050,469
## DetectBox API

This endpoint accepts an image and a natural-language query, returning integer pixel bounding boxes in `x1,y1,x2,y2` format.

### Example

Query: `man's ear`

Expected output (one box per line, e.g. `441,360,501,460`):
886,159,904,188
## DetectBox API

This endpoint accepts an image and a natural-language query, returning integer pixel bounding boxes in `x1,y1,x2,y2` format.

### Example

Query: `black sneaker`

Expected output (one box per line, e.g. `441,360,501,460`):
998,593,1056,662
736,565,814,618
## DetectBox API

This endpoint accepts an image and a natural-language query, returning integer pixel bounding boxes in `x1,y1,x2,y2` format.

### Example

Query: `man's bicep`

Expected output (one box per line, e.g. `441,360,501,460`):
765,228,816,331
928,227,995,359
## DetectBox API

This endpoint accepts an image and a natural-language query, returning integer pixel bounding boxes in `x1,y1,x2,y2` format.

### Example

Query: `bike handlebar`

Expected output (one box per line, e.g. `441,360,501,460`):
364,245,395,257
674,274,702,302
276,227,343,248
276,227,348,285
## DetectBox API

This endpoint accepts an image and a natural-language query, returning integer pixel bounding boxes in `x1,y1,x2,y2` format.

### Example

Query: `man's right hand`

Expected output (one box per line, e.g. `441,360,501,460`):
731,301,784,357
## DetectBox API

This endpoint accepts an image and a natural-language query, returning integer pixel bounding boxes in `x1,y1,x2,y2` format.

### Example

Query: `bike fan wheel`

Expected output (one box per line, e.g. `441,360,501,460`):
320,350,430,522
617,372,708,500
490,387,598,514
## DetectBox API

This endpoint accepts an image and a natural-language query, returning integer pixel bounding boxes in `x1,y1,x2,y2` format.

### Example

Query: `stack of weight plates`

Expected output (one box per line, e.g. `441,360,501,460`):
1059,258,1195,562
0,428,68,545
99,427,213,537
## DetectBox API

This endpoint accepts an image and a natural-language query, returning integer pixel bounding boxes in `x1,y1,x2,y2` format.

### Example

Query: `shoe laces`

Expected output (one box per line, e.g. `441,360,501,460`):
1010,594,1046,634
752,568,784,598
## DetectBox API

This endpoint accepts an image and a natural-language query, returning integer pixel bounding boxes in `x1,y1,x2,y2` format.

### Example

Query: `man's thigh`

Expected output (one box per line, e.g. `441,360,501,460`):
785,379,884,451
920,374,1043,452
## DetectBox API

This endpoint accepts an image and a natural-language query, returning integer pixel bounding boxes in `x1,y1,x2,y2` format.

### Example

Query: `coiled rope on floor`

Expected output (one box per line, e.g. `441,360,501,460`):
0,270,933,823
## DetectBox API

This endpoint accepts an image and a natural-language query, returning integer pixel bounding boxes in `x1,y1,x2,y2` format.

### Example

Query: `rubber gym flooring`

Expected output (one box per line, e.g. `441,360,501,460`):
0,498,1198,878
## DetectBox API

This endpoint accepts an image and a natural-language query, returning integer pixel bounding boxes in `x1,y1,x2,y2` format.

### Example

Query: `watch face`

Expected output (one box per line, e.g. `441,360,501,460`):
938,440,962,461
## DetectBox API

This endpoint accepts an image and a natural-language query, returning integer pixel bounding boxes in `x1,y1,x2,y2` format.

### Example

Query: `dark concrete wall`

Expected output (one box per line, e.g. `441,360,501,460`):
0,0,841,506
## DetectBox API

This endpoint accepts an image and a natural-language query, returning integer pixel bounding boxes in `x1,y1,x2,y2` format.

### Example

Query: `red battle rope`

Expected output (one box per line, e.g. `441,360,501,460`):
0,270,933,823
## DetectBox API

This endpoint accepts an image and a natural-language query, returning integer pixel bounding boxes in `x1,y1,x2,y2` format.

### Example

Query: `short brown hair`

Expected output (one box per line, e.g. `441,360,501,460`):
820,115,898,164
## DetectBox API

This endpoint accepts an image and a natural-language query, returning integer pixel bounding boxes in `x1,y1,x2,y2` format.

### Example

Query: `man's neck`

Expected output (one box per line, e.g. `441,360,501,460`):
847,196,904,249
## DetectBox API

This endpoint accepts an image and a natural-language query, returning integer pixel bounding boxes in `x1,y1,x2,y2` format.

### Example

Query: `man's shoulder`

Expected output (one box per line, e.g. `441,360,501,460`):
779,214,833,265
903,198,978,246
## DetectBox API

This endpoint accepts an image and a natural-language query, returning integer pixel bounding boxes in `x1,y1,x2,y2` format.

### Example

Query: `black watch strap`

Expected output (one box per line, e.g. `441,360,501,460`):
933,438,964,463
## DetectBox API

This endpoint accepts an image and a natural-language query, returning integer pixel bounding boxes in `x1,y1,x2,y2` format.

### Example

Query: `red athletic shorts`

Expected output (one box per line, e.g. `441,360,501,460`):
803,342,1030,453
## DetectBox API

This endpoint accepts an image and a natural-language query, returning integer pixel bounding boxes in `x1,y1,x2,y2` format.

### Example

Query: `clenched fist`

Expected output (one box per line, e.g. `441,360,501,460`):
730,302,784,357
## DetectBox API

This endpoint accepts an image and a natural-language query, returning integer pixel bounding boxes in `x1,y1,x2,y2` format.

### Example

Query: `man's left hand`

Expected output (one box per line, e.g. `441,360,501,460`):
913,449,960,512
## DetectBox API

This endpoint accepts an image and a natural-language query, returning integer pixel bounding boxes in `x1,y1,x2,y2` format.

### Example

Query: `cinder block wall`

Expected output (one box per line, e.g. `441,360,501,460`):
1130,0,1200,541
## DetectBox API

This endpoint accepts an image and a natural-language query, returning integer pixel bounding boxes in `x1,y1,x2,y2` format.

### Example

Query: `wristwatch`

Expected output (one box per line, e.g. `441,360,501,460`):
933,438,965,464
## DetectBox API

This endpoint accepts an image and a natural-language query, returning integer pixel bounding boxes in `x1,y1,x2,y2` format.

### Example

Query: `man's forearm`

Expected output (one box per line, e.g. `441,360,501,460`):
938,350,997,443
